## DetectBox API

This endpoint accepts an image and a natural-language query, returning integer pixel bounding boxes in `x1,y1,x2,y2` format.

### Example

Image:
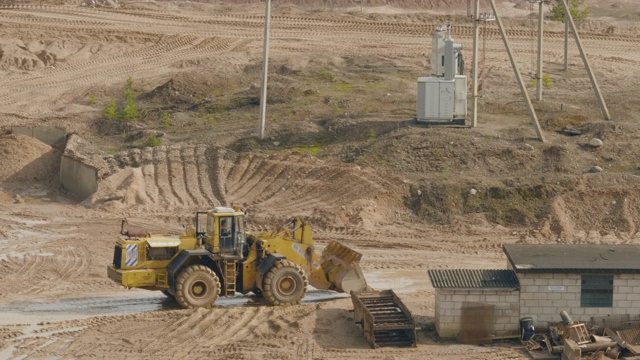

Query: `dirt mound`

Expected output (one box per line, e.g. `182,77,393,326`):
0,38,92,71
406,179,561,226
539,174,640,242
0,134,60,186
407,173,640,241
84,145,404,226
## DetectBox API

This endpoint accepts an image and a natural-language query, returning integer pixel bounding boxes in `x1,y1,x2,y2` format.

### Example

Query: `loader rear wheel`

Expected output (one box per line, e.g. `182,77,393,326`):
175,264,221,309
263,260,308,306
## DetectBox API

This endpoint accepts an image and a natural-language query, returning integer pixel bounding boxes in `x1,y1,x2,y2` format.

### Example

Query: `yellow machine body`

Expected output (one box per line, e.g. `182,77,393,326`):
107,207,369,307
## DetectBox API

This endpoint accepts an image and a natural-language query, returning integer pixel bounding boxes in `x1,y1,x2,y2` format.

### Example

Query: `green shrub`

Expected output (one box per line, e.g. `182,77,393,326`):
160,111,172,128
103,100,118,119
121,77,138,122
122,98,139,122
549,0,590,22
145,133,162,147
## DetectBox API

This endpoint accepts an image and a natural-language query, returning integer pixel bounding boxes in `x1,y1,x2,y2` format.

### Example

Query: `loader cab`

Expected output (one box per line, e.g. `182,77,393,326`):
196,207,246,256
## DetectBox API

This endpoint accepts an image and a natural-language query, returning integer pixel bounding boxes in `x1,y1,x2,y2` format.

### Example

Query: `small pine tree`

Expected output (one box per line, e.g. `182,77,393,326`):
160,110,172,128
125,77,135,98
103,99,118,119
145,133,162,147
122,98,139,122
121,77,138,122
549,0,590,22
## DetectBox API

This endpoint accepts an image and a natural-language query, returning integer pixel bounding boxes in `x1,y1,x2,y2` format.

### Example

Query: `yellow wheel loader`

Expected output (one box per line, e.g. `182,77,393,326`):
107,207,369,308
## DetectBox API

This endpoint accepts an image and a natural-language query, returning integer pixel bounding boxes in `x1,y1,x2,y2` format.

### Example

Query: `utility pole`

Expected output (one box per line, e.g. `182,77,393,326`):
563,19,568,71
560,0,611,120
471,0,479,127
536,0,544,101
258,0,272,140
489,0,545,142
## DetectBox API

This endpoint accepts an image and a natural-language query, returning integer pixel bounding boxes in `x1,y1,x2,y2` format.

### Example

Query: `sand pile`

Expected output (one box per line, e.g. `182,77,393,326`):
538,174,640,242
83,145,404,226
0,134,60,185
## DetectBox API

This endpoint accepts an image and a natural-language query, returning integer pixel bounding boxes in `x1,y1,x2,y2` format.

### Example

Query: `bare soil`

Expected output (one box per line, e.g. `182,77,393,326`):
1,0,639,359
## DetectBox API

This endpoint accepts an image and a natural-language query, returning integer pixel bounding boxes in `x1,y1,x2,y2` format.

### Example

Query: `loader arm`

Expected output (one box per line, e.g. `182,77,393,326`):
253,218,369,293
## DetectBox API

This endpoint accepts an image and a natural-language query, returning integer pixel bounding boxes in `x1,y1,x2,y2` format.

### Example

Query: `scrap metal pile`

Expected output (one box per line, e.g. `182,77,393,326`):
524,310,640,359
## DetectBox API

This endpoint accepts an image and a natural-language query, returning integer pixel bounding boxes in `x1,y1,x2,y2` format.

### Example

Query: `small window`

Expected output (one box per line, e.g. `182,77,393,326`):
581,275,613,307
219,216,233,237
235,216,244,236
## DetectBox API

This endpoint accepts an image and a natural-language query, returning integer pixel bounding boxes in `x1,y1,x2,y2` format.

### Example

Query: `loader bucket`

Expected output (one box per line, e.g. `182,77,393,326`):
320,240,370,293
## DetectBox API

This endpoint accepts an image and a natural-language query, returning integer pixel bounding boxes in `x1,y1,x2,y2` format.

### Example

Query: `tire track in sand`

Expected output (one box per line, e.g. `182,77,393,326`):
194,145,219,207
88,146,403,218
180,145,208,207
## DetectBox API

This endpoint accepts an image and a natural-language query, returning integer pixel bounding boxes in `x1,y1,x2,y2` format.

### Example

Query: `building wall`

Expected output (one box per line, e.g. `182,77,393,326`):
517,272,640,329
434,289,520,338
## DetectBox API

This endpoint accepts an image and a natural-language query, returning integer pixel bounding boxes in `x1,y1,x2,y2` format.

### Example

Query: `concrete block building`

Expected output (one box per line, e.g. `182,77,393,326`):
428,244,640,340
428,269,520,340
505,244,640,328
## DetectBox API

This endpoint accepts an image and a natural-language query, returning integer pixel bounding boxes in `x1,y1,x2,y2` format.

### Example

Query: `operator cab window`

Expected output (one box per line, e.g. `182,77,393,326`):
219,217,232,237
219,216,234,253
235,216,245,247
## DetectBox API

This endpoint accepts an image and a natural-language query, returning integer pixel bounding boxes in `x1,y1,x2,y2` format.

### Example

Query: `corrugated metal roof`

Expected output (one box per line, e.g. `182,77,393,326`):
503,244,640,273
428,269,519,289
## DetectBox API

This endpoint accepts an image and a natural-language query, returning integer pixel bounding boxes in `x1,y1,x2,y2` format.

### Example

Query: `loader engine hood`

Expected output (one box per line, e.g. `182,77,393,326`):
145,236,182,248
113,235,188,270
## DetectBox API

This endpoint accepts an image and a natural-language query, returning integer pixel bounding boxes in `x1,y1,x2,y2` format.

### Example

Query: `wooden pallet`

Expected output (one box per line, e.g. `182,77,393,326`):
351,289,417,348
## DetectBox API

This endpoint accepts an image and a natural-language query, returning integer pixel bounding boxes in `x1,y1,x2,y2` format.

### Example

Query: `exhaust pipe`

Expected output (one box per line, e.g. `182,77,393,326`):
120,219,151,238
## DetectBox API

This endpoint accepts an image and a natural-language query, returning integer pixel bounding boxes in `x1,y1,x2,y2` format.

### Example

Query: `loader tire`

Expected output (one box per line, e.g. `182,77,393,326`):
175,264,221,309
263,260,308,306
161,290,174,299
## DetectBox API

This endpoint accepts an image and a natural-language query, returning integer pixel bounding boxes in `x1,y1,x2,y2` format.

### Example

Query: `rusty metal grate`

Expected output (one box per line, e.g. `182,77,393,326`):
351,290,416,348
618,328,640,345
589,314,640,334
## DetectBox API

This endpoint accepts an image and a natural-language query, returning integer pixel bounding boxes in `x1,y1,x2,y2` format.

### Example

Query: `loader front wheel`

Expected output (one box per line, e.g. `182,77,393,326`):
263,260,308,306
175,264,220,309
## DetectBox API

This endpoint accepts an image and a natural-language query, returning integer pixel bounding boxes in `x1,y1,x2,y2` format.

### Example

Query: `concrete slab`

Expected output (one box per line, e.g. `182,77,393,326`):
561,339,580,360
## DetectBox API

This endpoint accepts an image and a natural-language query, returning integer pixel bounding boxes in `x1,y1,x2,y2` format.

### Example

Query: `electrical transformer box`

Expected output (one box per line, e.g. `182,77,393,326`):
417,76,467,122
453,75,467,119
417,77,455,121
416,23,467,125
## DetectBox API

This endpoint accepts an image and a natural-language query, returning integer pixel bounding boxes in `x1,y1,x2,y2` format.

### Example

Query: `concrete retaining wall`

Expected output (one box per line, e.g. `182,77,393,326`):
12,126,67,145
60,155,98,199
